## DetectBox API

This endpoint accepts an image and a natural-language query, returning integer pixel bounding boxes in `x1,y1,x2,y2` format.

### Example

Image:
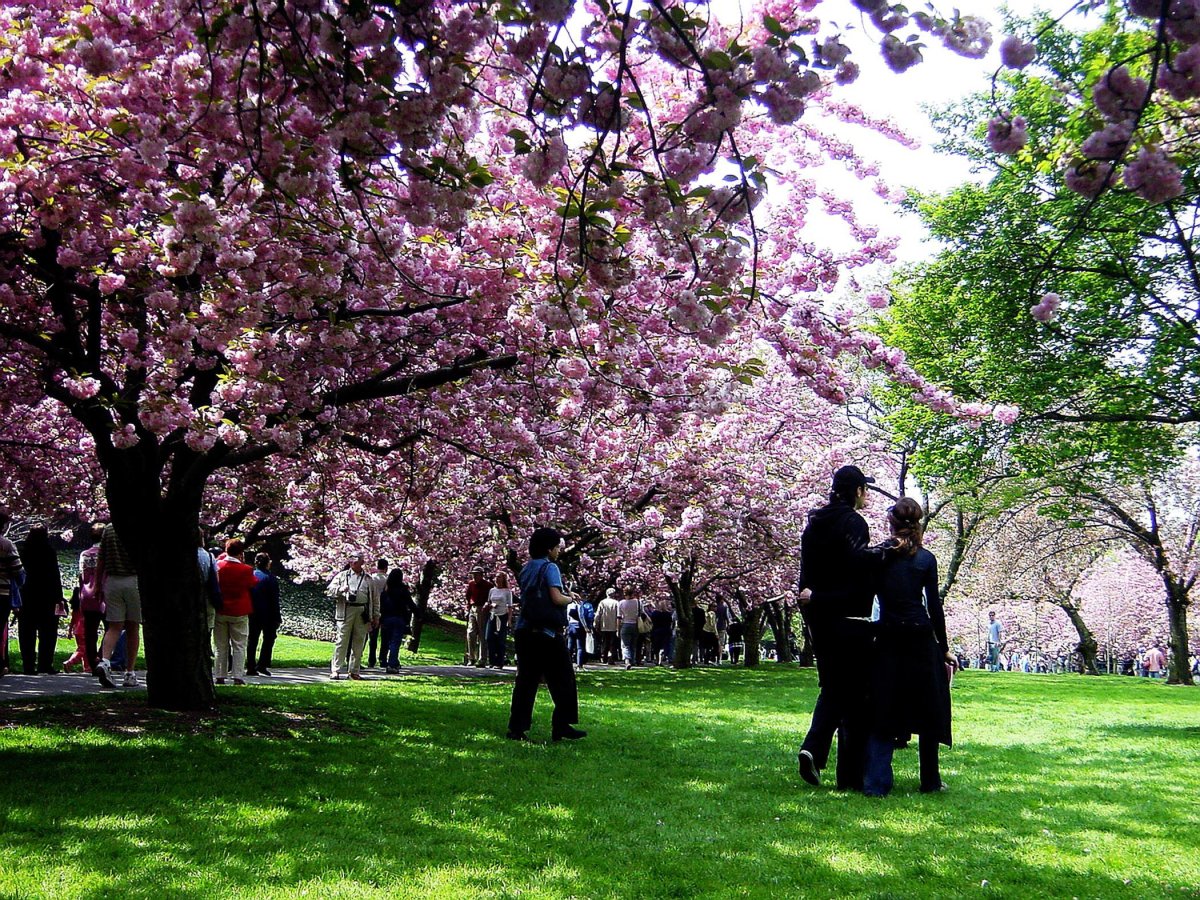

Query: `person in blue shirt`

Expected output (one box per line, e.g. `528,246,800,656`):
506,527,587,742
247,553,281,676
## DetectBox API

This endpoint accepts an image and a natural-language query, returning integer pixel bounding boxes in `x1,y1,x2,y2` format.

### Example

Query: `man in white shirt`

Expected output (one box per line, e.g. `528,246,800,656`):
328,555,380,681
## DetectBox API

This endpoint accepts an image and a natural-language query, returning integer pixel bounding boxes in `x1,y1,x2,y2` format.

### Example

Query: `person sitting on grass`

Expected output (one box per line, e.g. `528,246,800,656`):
506,527,586,742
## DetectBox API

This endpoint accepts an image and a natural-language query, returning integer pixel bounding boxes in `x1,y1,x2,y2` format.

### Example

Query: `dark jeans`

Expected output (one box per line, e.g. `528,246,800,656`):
598,630,619,664
799,616,873,790
864,732,941,796
382,616,409,669
247,616,278,673
485,616,510,667
507,628,579,737
567,626,588,667
651,629,671,663
18,611,58,673
83,610,104,672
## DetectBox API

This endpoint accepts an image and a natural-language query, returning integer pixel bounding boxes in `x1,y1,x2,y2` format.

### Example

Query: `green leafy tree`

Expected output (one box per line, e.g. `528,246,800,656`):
877,14,1197,682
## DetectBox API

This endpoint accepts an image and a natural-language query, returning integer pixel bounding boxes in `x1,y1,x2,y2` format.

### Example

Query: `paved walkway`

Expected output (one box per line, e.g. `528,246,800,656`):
0,664,513,702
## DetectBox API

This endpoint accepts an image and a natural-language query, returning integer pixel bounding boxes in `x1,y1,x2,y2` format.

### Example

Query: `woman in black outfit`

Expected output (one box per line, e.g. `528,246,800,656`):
863,498,954,796
16,525,64,674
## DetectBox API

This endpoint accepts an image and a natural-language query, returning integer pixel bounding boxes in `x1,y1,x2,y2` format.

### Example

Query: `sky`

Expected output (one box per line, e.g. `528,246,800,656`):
812,0,1045,262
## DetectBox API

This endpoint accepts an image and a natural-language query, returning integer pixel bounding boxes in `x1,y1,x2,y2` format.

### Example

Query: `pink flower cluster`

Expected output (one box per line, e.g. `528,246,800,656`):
881,35,922,73
999,35,1036,69
1123,147,1185,203
987,114,1027,156
1030,292,1061,323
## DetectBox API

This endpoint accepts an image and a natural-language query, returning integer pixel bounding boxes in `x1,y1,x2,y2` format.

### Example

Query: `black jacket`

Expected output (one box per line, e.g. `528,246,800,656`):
797,499,879,619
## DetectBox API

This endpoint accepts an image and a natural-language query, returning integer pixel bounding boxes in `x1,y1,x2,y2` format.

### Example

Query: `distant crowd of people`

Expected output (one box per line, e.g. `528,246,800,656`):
461,566,747,673
0,508,286,689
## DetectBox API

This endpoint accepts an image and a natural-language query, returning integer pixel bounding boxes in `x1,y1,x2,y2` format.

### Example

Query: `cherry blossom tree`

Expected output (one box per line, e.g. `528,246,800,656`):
8,0,1197,709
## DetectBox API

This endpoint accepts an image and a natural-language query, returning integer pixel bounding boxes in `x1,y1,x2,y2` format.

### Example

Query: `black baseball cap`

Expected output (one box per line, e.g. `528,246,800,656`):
832,465,876,490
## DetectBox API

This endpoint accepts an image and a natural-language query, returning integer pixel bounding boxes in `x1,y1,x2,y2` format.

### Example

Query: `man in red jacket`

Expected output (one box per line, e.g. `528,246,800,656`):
215,538,257,685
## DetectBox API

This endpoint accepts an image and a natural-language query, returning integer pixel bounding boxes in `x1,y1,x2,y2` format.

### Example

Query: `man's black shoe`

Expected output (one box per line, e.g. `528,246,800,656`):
258,668,272,677
505,731,529,741
552,726,588,742
798,749,820,786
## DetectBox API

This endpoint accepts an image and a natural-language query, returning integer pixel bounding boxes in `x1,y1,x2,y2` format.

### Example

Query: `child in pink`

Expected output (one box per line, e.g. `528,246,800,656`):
62,590,91,673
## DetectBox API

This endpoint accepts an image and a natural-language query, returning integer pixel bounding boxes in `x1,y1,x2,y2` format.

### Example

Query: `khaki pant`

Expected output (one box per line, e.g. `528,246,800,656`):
466,608,486,665
333,610,369,676
214,614,249,679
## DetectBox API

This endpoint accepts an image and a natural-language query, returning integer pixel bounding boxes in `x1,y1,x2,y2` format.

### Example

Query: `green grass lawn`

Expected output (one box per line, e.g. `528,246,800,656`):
1,667,1196,899
5,620,468,672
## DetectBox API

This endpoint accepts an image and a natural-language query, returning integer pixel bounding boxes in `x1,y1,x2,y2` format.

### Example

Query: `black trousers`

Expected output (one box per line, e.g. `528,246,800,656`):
598,631,619,664
18,611,59,673
800,616,873,789
83,610,104,672
367,624,380,668
507,629,579,736
247,616,278,673
486,616,510,667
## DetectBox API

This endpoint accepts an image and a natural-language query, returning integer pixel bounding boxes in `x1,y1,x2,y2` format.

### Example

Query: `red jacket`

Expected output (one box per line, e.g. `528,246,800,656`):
217,556,257,617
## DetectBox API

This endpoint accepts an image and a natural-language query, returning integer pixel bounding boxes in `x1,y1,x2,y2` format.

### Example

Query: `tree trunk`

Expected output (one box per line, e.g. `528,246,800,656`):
141,526,216,709
665,555,696,669
796,619,814,667
742,606,764,668
104,451,215,711
1164,582,1194,685
764,600,793,663
671,601,696,669
406,558,442,654
1051,601,1100,676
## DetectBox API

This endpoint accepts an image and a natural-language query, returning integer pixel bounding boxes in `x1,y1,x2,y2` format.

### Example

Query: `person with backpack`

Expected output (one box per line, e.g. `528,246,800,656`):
566,594,589,670
505,527,587,742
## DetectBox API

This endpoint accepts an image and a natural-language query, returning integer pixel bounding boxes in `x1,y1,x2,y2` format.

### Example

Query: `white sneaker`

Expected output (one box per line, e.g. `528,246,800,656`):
95,660,116,689
122,671,140,688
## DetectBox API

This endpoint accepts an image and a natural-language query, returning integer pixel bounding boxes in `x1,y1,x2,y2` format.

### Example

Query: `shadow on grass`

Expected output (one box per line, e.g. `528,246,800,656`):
0,671,1196,899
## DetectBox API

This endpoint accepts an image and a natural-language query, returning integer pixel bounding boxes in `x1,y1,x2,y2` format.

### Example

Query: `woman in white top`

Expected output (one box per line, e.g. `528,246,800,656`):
485,572,515,668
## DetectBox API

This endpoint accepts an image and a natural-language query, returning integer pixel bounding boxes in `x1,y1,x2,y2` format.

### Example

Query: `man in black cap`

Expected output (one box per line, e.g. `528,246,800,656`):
795,464,883,791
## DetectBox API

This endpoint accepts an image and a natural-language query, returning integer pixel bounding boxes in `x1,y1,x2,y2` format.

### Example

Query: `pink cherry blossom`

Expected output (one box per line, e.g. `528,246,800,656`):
992,404,1020,425
881,35,923,73
999,35,1036,69
1080,122,1132,160
987,114,1028,155
1123,147,1185,204
1030,292,1061,323
1064,160,1115,198
1160,44,1200,99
